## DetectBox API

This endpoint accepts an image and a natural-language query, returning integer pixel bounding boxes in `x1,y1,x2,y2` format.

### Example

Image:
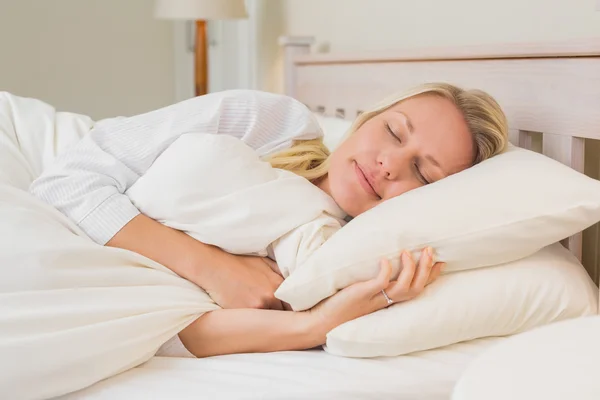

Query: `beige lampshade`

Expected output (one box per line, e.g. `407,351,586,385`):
154,0,248,20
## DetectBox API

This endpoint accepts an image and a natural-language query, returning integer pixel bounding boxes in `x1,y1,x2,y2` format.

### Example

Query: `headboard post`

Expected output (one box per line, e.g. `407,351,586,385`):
278,36,315,98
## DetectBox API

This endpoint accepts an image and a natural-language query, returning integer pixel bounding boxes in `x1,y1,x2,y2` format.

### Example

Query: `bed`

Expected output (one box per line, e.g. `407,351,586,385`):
57,338,503,400
43,36,600,399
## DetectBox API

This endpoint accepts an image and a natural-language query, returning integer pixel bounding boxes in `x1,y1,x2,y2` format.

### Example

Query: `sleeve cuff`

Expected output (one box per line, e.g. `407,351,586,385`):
77,193,140,245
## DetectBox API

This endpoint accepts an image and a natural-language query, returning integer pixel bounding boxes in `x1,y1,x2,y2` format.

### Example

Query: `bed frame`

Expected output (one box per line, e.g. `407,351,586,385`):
279,36,600,285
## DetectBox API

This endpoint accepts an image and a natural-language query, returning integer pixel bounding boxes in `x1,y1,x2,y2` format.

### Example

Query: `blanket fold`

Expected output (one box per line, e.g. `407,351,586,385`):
0,92,345,400
0,185,218,400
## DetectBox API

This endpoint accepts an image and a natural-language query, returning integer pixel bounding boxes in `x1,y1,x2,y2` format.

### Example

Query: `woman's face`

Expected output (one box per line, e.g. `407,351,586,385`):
319,94,475,217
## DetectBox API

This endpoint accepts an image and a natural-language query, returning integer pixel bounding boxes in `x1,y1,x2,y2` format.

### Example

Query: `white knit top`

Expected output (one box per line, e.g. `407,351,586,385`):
30,90,323,245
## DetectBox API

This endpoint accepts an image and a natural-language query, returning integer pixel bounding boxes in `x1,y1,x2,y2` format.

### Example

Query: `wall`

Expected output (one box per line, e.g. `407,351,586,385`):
253,1,287,93
236,0,600,93
0,0,176,119
282,0,600,52
173,21,196,102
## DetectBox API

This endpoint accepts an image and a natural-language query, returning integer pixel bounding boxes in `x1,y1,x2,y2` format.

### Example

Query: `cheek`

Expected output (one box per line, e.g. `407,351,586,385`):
328,153,352,195
327,137,358,185
325,154,364,215
353,125,382,149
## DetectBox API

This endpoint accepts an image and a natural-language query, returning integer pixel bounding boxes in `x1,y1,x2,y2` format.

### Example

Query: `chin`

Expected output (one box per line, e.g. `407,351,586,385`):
329,169,366,216
338,196,364,218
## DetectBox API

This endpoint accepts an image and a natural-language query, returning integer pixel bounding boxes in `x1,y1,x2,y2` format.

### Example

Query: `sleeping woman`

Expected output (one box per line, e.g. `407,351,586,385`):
30,83,508,358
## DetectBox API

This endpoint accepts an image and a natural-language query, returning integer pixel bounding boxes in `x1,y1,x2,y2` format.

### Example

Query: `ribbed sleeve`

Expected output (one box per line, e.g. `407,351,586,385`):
30,89,323,244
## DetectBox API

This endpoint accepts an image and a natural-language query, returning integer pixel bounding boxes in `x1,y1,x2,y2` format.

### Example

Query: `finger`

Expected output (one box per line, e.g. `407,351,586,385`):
263,257,283,276
396,250,417,289
363,258,392,298
426,262,444,285
262,261,284,288
370,258,393,292
265,270,285,311
265,297,285,311
260,264,285,311
366,259,393,304
411,247,435,291
268,270,284,287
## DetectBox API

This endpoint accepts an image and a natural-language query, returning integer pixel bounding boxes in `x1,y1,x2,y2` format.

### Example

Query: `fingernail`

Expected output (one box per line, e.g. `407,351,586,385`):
427,247,433,257
440,262,447,271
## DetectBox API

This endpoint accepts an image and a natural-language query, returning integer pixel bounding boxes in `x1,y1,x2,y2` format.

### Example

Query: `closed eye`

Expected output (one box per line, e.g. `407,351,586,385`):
386,123,401,142
414,162,430,185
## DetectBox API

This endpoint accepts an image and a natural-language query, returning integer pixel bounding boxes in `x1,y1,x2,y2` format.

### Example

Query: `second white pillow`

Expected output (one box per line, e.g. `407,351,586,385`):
324,243,598,358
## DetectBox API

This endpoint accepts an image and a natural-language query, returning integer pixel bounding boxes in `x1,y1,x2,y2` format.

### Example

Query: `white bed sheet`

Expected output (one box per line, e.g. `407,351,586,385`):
57,337,505,400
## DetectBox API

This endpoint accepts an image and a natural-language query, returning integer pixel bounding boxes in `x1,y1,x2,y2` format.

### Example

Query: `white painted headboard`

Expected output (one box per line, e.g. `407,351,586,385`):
279,36,600,285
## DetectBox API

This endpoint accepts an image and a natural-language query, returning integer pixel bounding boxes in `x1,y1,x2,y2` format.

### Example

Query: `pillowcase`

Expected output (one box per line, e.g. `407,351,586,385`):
275,145,600,311
312,114,352,150
324,242,598,358
452,315,600,400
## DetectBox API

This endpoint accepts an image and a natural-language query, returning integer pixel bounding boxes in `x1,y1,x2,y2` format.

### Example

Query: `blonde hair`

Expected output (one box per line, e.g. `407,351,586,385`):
265,82,509,181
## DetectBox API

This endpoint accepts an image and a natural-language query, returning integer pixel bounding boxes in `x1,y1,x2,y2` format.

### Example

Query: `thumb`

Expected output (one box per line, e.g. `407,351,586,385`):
262,257,283,277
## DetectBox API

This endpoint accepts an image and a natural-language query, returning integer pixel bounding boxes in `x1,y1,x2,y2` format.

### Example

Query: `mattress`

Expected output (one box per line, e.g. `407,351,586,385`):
57,337,505,400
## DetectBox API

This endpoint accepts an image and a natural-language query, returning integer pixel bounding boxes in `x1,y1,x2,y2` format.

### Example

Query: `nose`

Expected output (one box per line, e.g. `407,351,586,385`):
378,161,392,179
378,149,410,181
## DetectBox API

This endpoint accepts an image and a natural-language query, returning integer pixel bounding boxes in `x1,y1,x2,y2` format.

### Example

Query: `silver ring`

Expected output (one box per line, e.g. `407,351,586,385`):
381,289,394,306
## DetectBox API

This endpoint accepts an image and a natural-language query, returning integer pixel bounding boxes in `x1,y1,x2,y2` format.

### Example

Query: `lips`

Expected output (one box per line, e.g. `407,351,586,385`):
354,161,380,199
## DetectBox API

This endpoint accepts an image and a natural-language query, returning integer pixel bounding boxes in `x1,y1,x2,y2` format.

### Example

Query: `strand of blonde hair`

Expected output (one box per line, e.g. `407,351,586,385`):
264,138,331,181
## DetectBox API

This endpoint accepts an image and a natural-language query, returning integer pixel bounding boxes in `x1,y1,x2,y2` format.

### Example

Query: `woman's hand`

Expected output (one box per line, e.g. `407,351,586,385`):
200,252,286,310
107,214,286,310
308,247,444,341
179,249,443,358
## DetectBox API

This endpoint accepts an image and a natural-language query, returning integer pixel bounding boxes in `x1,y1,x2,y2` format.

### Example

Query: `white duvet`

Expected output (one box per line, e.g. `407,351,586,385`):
0,93,344,399
0,92,94,190
126,133,345,278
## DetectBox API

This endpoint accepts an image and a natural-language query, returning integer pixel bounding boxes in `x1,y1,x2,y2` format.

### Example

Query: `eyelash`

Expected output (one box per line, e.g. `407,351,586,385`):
386,123,401,142
385,123,430,185
386,122,429,185
414,163,430,185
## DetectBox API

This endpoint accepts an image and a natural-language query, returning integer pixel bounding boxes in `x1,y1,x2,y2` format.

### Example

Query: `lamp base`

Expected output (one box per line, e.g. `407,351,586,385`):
195,20,208,96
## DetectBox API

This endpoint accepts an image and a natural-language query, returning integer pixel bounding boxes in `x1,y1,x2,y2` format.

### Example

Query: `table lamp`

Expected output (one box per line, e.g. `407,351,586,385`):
154,0,248,96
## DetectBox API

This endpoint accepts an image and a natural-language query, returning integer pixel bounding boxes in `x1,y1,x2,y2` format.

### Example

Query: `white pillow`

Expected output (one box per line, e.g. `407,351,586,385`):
275,145,600,311
452,315,600,400
312,114,352,150
324,243,598,358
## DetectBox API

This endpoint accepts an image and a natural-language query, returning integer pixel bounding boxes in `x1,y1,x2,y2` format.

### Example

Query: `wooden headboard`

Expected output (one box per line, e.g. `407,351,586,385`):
279,36,600,285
